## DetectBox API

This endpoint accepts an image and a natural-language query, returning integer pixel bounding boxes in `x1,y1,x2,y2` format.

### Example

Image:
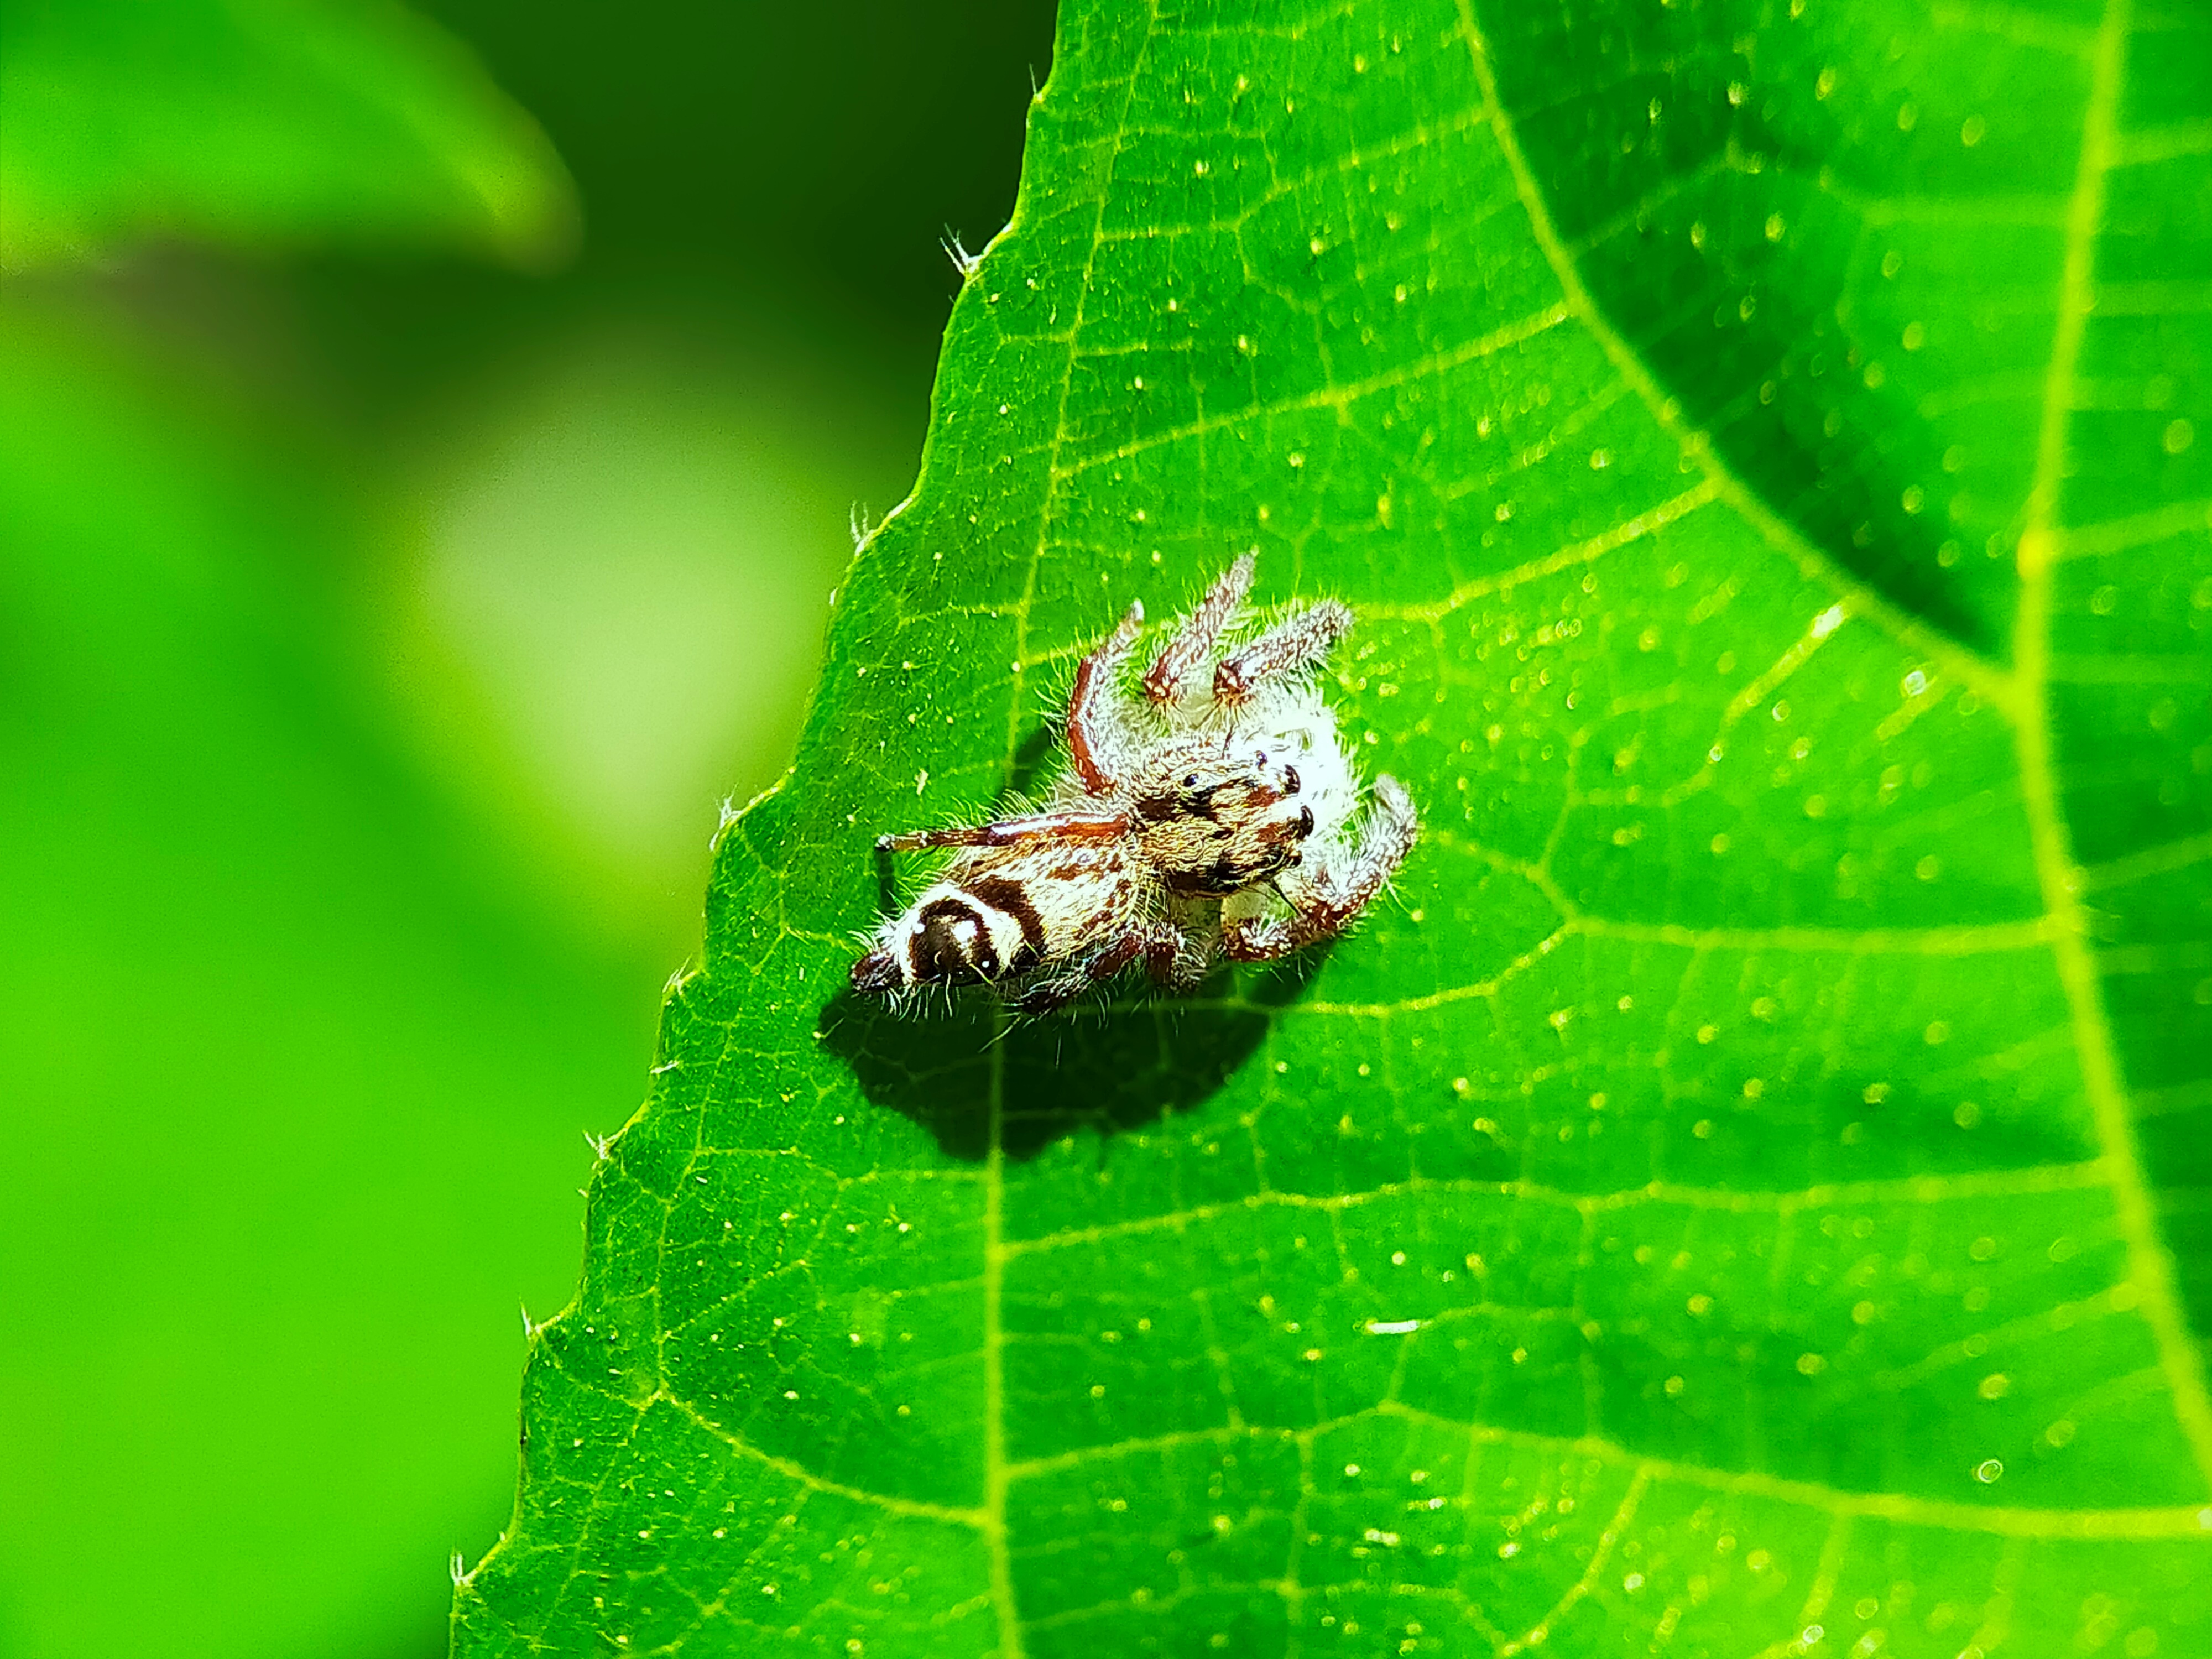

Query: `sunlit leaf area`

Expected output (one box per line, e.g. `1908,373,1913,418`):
8,1,2211,1657
453,1,2212,1656
0,3,1050,1656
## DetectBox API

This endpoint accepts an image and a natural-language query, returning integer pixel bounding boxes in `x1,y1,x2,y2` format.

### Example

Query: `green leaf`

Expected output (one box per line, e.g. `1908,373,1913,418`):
457,0,2212,1652
0,0,575,268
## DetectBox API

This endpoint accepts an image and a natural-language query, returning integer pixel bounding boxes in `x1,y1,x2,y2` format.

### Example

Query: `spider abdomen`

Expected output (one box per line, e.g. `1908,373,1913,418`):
854,846,1144,995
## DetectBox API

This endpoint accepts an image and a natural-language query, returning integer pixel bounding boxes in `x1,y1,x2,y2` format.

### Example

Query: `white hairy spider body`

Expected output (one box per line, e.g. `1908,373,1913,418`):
851,554,1417,1013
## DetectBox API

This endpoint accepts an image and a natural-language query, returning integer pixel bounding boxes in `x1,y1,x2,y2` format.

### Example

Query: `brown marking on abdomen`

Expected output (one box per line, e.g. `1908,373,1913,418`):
966,875,1046,972
912,895,999,980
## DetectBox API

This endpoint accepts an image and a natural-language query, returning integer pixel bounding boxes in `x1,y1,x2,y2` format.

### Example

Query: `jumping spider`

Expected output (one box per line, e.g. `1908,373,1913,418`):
851,553,1417,1013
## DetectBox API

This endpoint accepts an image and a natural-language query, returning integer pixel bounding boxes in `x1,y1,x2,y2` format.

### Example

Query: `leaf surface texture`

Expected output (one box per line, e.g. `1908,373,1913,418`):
457,2,2212,1652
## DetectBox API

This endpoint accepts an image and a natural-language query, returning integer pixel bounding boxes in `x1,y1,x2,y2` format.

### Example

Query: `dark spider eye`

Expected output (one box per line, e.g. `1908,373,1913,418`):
1284,765,1301,794
1183,773,1200,788
1298,805,1316,838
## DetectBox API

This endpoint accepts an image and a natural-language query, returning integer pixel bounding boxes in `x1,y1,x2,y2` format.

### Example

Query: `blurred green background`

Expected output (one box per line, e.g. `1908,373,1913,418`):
0,3,1051,1654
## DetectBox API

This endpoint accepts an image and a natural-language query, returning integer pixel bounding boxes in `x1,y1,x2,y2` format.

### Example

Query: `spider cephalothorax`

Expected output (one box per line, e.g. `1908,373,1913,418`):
850,554,1417,1013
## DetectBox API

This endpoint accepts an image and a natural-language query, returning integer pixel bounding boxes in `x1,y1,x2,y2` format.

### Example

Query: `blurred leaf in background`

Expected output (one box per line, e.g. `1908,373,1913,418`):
0,0,576,268
0,1,1051,1655
0,297,639,1657
388,314,916,950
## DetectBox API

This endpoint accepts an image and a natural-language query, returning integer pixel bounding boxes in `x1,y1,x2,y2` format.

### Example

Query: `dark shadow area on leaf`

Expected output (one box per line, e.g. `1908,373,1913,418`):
821,947,1334,1162
1003,721,1060,802
1468,0,2013,655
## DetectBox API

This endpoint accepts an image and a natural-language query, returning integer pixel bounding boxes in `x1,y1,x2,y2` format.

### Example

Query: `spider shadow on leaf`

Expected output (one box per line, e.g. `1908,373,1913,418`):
820,945,1334,1164
1002,720,1060,802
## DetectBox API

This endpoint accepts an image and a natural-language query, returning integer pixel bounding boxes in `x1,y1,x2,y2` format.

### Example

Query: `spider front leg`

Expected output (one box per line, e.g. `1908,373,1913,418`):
875,809,1128,853
1067,599,1146,792
1213,598,1355,704
1222,776,1417,961
1142,551,1255,704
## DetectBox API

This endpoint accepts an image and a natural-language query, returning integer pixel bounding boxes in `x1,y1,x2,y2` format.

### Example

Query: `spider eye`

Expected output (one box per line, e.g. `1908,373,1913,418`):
1183,773,1200,788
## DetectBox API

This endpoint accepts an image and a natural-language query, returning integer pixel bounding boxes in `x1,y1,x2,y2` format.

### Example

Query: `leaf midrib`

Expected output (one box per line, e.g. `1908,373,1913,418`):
2002,0,2212,1488
973,17,1160,1657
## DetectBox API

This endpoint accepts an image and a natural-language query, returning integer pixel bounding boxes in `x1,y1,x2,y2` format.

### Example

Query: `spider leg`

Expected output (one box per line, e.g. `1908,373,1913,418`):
1142,551,1256,705
1010,973,1091,1014
1212,599,1355,705
1068,599,1146,792
1094,919,1185,982
1142,923,1192,986
875,809,1128,853
1222,775,1417,961
1011,920,1183,1013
